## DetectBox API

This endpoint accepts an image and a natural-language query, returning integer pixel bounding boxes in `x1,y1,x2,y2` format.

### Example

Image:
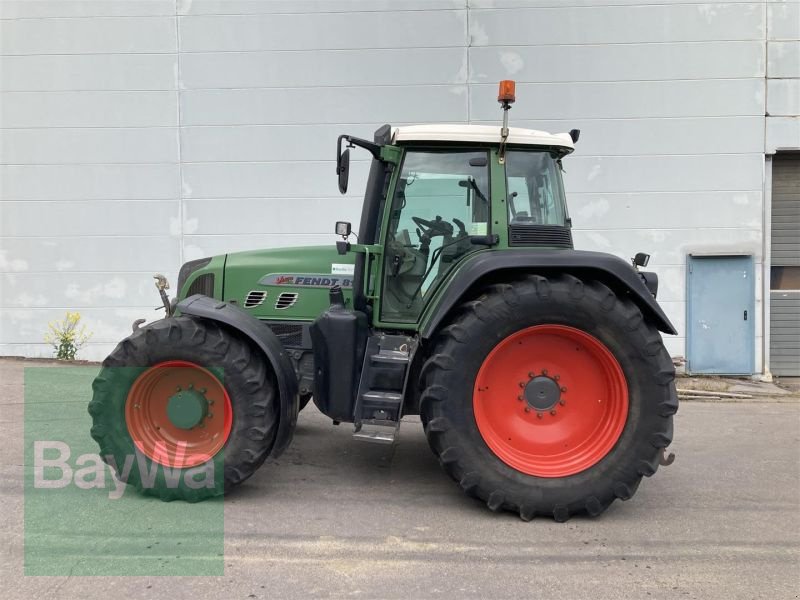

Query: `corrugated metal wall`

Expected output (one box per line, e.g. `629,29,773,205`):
0,1,794,364
770,154,800,376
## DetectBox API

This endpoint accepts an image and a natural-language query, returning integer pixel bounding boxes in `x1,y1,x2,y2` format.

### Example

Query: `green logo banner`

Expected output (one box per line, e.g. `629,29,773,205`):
24,367,224,576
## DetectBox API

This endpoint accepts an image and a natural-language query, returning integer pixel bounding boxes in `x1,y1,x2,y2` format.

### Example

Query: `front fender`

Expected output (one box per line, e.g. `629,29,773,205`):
420,250,678,339
177,294,299,457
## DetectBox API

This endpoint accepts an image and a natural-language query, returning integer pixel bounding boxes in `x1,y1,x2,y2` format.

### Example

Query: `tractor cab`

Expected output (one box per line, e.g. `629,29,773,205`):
312,82,583,442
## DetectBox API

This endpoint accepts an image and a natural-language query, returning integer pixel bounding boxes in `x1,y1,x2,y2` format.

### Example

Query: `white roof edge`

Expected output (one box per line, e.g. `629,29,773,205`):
391,124,574,151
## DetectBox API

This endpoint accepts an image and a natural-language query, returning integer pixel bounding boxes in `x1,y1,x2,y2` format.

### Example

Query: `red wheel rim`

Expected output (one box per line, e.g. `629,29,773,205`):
473,325,628,477
125,360,232,468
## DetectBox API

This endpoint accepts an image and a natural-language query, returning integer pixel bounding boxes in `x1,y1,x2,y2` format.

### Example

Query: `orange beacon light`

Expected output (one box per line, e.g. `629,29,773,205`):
497,80,516,104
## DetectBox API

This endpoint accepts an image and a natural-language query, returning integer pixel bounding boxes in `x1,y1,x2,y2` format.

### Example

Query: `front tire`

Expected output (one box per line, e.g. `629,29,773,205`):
419,275,677,521
88,317,278,501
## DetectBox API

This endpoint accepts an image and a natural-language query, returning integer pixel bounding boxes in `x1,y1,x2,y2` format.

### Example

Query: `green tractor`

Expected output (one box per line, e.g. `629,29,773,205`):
89,81,677,521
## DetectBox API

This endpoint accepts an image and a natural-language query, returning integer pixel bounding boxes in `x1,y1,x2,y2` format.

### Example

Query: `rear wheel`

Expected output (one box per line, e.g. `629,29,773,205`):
420,274,677,521
89,317,278,501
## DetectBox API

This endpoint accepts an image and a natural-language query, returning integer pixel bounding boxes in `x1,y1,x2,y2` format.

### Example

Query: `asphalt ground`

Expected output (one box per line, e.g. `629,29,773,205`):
1,359,799,599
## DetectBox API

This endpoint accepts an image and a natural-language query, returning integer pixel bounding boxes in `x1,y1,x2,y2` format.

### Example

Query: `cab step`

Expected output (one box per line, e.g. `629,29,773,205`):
352,334,417,445
353,420,399,444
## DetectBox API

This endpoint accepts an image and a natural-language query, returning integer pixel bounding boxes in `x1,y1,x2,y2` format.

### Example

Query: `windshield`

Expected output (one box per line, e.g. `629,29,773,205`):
505,151,568,226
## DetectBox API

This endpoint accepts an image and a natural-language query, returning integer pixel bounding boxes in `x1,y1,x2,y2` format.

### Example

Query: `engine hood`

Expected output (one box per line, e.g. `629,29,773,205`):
223,245,356,321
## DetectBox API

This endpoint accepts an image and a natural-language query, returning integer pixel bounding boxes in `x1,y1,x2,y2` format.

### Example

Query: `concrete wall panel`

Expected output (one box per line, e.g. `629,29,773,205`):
1,54,178,91
0,236,181,274
0,16,177,54
179,10,467,52
768,2,800,41
470,42,764,83
767,79,800,116
766,116,800,152
768,41,800,78
1,200,180,237
1,91,178,127
470,3,764,45
1,128,179,164
0,164,179,201
181,86,468,126
470,80,765,120
180,48,467,89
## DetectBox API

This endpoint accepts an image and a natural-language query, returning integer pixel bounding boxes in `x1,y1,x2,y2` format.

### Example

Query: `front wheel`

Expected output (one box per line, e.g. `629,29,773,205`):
88,317,279,501
419,275,677,521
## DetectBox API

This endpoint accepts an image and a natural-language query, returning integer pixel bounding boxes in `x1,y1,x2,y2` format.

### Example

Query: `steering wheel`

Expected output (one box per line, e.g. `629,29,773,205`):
412,215,453,240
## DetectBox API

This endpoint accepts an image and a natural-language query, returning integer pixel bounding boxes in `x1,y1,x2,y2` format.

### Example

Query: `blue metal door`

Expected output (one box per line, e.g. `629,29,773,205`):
687,255,755,374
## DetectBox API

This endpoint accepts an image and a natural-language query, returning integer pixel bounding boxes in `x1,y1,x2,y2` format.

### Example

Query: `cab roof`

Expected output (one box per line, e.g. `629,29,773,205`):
391,124,575,153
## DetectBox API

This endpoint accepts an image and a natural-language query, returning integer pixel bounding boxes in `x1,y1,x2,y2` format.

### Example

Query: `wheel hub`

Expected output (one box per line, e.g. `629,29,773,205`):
166,387,208,430
524,375,561,411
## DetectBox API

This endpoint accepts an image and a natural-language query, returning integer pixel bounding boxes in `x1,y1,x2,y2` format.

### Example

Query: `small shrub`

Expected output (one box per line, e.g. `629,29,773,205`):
44,312,92,361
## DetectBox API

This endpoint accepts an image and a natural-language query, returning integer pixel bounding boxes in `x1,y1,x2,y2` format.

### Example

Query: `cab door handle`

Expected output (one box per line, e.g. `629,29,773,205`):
743,310,748,321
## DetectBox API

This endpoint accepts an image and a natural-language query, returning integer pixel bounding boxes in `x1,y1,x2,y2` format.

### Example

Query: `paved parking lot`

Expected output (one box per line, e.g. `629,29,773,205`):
1,359,799,599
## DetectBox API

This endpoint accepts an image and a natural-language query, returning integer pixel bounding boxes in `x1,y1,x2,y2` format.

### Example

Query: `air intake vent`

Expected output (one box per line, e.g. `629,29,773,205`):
275,292,298,310
508,225,573,248
244,290,267,308
266,322,304,347
186,273,214,297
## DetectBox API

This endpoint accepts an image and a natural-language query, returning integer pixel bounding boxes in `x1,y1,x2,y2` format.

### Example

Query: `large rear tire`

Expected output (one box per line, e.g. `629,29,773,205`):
88,317,278,502
419,274,677,521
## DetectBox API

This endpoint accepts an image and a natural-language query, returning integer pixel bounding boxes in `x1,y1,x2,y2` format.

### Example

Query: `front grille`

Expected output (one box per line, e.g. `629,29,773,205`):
177,256,211,292
186,273,215,296
275,292,298,310
509,225,573,248
244,290,267,308
267,322,304,347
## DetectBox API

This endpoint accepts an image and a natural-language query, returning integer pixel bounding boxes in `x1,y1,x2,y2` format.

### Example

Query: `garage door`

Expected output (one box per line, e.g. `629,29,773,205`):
770,154,800,376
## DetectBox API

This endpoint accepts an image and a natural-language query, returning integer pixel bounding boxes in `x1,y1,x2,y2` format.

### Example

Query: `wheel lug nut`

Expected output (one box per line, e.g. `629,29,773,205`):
176,386,181,392
542,369,548,375
524,406,531,413
536,412,543,419
519,382,526,388
561,386,567,392
559,400,565,406
188,383,194,390
528,372,535,378
554,375,560,381
550,410,557,416
517,395,524,401
200,387,207,394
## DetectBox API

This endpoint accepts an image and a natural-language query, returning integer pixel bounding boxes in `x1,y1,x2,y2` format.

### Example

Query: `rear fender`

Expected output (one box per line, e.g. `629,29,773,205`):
420,250,678,339
177,294,299,456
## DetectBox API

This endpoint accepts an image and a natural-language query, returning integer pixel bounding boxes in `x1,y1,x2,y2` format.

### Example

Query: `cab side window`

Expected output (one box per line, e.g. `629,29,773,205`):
506,151,567,226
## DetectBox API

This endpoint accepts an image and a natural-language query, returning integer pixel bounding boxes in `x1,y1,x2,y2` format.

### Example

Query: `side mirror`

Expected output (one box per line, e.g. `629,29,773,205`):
569,128,581,143
632,252,650,268
335,221,351,237
337,147,350,194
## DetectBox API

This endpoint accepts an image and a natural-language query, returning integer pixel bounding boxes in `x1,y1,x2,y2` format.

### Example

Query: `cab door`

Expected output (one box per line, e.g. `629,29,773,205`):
375,147,493,326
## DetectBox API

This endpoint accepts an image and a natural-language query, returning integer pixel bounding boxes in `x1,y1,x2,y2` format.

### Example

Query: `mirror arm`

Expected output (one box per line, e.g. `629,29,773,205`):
338,135,382,159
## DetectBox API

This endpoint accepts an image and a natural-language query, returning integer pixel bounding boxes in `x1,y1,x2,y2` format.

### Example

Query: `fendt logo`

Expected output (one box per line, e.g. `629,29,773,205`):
259,273,353,288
